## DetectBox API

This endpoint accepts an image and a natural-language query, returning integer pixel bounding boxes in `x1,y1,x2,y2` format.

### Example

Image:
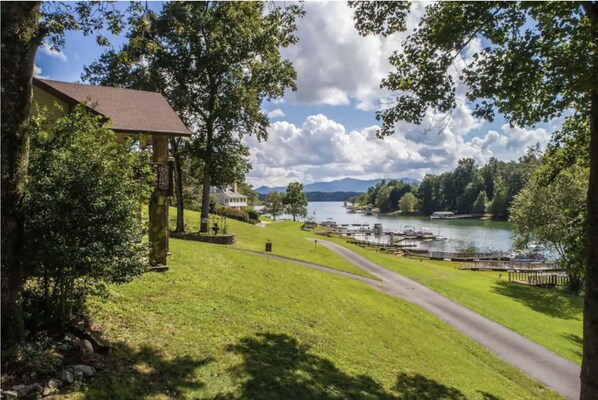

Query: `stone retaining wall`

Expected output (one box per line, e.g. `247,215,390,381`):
170,232,236,245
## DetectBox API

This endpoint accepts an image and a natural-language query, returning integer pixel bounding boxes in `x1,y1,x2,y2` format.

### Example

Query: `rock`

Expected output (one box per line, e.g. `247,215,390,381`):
2,390,18,399
47,379,60,389
11,383,39,397
73,364,96,377
42,386,52,397
78,339,94,356
58,370,75,384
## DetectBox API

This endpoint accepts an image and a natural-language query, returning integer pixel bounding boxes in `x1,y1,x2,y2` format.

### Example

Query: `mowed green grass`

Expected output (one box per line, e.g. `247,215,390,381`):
169,207,374,279
308,231,584,364
67,239,560,399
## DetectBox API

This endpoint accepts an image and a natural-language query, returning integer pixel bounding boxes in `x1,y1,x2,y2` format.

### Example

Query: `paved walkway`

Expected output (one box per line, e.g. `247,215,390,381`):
312,239,581,400
244,241,581,399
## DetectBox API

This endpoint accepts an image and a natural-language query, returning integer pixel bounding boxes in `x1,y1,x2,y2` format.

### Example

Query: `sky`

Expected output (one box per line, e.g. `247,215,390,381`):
34,1,561,188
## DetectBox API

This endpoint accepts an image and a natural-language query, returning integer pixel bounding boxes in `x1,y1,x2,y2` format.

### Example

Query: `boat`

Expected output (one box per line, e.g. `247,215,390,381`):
321,218,337,227
421,227,434,239
431,211,455,220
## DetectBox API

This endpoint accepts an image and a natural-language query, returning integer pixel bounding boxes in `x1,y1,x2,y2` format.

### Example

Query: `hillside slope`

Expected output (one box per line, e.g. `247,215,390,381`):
66,238,560,399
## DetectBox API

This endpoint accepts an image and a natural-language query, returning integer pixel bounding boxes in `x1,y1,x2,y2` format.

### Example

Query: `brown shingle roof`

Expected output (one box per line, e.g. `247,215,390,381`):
33,78,191,137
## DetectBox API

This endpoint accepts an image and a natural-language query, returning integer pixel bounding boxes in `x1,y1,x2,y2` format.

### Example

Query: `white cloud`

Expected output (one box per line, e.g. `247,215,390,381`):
245,109,497,187
501,124,550,151
33,64,49,79
281,2,427,110
267,108,286,119
39,44,68,62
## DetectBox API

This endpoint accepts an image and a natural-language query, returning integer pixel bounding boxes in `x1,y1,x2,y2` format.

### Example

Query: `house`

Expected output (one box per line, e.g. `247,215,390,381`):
32,78,192,267
212,183,248,210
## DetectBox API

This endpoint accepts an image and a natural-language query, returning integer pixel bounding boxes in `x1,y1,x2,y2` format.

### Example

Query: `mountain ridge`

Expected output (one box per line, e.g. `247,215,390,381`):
255,177,420,195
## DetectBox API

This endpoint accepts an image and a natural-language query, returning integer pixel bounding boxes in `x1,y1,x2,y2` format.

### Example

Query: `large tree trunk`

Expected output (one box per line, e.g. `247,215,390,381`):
170,138,185,233
581,93,598,400
199,126,214,233
581,4,598,398
1,1,43,349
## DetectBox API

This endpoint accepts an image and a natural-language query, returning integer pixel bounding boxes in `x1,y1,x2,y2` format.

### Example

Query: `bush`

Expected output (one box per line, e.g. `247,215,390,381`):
23,105,152,331
220,207,249,222
247,218,260,225
247,209,260,221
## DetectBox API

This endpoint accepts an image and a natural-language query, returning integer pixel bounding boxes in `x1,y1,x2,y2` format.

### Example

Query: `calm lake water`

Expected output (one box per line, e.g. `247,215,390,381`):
304,201,514,253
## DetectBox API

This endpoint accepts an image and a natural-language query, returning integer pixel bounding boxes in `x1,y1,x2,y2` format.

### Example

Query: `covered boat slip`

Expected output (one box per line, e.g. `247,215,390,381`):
32,78,192,267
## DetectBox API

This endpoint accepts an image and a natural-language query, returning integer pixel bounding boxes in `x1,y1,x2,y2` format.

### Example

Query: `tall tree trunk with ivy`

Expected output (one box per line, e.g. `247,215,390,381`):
200,126,214,233
1,1,43,348
170,138,185,233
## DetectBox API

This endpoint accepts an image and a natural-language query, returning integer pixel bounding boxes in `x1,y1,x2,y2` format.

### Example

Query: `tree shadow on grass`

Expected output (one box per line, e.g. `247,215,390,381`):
491,281,582,320
80,342,212,399
561,333,583,359
219,332,467,400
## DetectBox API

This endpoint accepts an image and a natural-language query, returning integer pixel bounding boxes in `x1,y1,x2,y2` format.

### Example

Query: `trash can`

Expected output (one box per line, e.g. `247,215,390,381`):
265,242,272,252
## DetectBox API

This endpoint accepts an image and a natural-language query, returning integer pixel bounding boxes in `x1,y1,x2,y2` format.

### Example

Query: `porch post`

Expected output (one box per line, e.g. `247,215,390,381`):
149,135,169,266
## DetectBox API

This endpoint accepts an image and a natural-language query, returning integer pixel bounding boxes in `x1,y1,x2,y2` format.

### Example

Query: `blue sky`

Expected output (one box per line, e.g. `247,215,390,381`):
35,1,559,187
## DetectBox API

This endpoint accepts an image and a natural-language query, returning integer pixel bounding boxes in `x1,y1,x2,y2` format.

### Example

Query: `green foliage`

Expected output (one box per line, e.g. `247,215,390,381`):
220,207,249,223
263,192,285,221
283,182,308,221
350,2,593,135
39,2,136,50
247,209,261,221
414,156,538,217
472,191,488,214
83,1,304,232
398,192,418,214
237,183,260,207
511,149,588,291
348,193,369,206
367,180,412,213
23,105,152,329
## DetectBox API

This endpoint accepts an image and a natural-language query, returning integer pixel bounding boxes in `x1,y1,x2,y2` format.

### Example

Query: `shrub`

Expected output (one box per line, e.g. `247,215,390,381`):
23,105,152,331
247,209,260,221
220,207,249,222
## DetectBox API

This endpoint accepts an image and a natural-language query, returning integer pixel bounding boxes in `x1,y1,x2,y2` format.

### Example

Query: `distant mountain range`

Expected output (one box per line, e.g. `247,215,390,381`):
255,177,420,195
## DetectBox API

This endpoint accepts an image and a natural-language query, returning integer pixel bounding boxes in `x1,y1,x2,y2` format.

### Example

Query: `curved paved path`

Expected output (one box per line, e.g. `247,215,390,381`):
307,239,581,400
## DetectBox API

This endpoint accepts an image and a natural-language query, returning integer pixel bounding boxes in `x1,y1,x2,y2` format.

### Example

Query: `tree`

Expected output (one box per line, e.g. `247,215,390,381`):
1,1,132,347
398,192,418,214
237,182,260,207
511,165,587,291
263,192,285,221
113,2,301,234
283,182,308,221
472,191,487,215
351,2,597,396
24,105,151,330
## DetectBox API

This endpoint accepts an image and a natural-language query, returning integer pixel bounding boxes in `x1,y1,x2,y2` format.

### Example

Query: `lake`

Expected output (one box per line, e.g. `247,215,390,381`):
305,202,514,253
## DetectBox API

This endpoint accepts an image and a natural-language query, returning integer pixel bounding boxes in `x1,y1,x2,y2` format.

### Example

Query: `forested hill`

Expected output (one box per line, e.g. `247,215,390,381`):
363,153,541,218
258,191,362,202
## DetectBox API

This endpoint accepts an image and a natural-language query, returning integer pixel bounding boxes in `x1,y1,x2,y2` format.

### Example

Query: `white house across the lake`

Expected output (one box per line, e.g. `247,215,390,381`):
213,184,247,210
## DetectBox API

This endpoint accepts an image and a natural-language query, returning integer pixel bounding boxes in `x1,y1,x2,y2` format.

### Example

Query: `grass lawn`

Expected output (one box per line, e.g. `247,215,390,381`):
309,231,584,365
66,238,560,399
169,207,374,279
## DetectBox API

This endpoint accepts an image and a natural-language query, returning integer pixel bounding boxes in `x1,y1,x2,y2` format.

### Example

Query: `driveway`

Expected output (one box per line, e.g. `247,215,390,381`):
310,239,581,400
